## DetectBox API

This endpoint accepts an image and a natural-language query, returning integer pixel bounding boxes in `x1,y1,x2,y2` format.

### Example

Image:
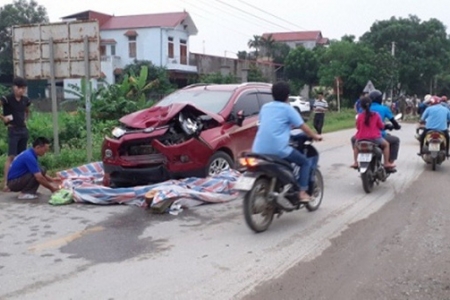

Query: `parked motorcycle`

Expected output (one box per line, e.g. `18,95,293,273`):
354,114,402,193
419,130,447,171
234,132,324,233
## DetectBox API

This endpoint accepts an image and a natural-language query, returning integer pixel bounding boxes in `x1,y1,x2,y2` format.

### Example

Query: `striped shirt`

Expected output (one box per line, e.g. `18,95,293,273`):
314,99,328,113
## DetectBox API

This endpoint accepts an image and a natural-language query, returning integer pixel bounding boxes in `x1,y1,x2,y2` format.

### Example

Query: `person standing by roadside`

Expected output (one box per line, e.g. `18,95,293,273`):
1,77,31,191
313,92,328,134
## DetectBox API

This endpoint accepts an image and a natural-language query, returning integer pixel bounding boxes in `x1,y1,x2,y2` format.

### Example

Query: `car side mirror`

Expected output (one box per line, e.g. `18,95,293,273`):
236,110,245,127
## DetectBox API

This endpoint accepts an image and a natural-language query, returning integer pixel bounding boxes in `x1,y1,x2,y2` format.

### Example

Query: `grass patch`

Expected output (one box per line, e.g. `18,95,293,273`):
0,110,111,180
306,108,356,133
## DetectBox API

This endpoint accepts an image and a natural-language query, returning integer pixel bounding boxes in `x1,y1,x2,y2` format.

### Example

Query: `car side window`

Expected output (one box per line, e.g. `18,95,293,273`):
258,93,274,108
233,93,260,117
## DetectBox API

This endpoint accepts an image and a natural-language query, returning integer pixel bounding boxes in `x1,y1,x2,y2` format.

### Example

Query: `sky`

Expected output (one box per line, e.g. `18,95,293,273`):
2,0,450,57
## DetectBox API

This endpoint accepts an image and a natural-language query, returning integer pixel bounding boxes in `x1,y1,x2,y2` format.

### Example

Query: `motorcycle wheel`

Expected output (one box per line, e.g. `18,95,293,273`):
361,169,374,194
306,169,324,212
243,178,275,233
432,157,437,171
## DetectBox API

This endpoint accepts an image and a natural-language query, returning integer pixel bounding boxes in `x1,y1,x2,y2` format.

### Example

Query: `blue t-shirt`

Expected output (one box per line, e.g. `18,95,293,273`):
421,105,450,131
7,148,40,181
252,101,303,158
370,102,394,137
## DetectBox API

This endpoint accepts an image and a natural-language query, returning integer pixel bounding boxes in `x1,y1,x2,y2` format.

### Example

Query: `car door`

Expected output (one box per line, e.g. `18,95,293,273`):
229,91,260,158
257,91,273,110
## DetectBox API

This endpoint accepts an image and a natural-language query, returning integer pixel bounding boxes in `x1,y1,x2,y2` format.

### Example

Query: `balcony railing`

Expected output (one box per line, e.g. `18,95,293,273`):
166,55,196,67
101,55,121,62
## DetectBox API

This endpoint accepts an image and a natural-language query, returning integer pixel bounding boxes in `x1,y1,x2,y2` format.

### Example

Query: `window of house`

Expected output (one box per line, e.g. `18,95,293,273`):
128,36,136,58
168,37,174,59
100,45,106,56
232,93,259,117
180,39,187,64
111,45,116,56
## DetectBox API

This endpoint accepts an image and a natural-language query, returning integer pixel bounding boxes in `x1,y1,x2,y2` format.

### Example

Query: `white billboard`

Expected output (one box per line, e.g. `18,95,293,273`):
12,20,101,79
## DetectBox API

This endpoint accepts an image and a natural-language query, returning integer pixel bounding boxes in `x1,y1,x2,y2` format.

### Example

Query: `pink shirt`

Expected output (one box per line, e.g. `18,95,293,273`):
355,112,384,140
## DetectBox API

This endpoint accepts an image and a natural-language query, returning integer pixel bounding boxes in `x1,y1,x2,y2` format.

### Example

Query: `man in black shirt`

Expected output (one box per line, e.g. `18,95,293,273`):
1,77,31,191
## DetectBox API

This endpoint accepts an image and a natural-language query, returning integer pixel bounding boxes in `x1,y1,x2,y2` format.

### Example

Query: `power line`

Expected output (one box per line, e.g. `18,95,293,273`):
236,0,307,30
173,0,250,38
214,0,296,32
184,0,269,34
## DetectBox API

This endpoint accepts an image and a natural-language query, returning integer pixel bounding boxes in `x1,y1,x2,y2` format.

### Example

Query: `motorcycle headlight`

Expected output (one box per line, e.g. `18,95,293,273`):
112,127,126,138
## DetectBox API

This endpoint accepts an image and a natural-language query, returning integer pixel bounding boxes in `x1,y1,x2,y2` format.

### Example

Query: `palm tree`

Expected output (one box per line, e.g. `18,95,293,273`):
248,35,262,60
261,34,276,61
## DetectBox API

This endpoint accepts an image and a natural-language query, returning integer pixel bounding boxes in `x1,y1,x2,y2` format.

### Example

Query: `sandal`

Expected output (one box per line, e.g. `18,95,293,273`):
299,192,312,203
350,164,358,169
18,193,38,200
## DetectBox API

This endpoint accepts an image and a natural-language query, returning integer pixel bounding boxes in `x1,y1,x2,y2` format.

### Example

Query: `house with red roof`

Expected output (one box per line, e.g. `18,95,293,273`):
60,10,198,95
262,30,329,50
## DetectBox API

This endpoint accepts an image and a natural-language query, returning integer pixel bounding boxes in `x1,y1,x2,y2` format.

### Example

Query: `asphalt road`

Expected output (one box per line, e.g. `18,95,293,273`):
0,123,444,300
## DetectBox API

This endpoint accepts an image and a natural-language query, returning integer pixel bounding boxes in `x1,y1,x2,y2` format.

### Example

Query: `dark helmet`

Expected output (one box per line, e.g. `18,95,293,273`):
368,90,383,104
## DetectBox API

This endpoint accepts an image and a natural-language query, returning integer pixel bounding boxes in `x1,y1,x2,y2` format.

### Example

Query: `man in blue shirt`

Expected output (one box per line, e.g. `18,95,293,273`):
419,96,450,156
350,90,401,166
252,81,322,202
7,137,60,199
354,92,367,114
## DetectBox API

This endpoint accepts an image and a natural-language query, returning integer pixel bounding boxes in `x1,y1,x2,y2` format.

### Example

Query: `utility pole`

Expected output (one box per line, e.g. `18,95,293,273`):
391,41,396,99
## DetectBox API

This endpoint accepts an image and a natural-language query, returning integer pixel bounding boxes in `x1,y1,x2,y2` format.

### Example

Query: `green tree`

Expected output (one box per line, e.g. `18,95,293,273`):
122,60,176,100
247,63,267,82
318,40,388,105
272,42,291,64
248,35,262,60
284,46,320,92
360,15,450,95
237,51,248,60
260,34,276,60
0,0,48,78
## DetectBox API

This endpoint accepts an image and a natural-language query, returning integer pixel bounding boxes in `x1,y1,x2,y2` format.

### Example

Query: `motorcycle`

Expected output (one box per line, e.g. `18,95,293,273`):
419,130,447,171
234,131,324,233
354,114,402,193
415,124,424,142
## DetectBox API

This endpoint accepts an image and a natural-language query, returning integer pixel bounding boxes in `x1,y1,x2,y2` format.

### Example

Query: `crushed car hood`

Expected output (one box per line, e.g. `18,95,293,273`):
119,103,224,129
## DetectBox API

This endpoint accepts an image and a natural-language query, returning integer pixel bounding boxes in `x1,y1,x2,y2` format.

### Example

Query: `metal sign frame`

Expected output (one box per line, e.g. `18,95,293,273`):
12,20,100,160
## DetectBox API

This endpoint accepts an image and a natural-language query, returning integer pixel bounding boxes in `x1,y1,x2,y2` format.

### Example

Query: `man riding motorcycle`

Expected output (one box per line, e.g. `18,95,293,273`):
418,94,432,116
351,90,401,165
251,81,322,202
418,96,450,157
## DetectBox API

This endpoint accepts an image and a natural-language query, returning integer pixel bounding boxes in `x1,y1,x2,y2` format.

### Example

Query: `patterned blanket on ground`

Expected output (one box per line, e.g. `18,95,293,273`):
57,162,241,211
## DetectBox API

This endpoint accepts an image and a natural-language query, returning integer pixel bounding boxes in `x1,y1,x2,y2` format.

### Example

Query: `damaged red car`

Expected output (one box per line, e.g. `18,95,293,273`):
101,82,273,187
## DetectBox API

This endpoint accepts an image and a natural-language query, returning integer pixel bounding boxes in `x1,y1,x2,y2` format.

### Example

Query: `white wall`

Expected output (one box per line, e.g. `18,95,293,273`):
63,78,99,100
100,28,164,67
162,26,191,65
100,26,192,67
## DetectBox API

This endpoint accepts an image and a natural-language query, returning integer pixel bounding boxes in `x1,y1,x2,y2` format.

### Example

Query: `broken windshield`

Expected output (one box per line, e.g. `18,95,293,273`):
155,90,233,114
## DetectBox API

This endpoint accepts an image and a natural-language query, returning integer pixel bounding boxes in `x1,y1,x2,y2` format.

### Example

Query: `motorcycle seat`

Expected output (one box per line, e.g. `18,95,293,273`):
244,153,293,170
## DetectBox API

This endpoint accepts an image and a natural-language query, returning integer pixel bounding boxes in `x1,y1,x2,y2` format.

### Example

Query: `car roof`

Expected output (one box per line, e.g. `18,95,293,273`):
181,82,272,91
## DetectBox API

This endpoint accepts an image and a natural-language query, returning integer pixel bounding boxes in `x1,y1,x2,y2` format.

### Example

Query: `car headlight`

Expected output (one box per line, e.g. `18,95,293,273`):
112,127,126,138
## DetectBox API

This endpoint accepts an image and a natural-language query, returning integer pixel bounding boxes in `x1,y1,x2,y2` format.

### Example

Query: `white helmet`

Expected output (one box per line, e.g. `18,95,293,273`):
424,94,432,104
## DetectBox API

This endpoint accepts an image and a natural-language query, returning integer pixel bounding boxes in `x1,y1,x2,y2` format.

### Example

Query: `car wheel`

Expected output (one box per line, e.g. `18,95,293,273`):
206,151,234,177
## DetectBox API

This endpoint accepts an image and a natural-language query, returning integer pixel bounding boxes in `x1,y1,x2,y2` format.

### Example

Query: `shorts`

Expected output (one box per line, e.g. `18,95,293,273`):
7,127,29,156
